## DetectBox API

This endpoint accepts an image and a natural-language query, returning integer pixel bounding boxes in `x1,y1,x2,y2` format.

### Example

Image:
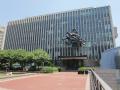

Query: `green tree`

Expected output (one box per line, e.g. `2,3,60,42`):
0,50,8,69
0,50,15,70
33,49,51,69
0,49,52,71
13,49,27,70
25,52,34,64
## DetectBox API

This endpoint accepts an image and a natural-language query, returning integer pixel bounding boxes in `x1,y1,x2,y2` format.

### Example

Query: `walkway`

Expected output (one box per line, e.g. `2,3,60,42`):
0,72,87,90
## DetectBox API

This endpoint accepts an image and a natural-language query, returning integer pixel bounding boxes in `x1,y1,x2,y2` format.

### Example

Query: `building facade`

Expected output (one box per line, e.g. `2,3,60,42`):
0,27,5,50
4,6,116,61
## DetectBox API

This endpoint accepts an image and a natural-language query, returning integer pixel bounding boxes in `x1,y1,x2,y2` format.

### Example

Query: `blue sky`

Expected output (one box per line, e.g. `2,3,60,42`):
0,0,120,46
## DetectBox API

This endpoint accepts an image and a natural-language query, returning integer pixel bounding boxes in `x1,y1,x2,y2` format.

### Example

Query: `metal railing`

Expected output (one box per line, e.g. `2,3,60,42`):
90,69,112,90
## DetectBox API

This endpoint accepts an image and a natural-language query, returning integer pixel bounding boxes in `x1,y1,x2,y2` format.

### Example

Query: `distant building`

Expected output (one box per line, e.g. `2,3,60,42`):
4,6,117,69
100,47,120,69
0,27,5,50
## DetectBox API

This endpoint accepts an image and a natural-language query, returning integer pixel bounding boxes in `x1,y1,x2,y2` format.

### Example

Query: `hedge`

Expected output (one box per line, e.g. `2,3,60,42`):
40,67,58,73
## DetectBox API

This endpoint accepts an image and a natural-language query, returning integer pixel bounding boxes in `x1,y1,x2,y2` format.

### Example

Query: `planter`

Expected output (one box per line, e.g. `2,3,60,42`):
78,70,88,74
84,70,88,74
58,68,61,72
78,71,84,74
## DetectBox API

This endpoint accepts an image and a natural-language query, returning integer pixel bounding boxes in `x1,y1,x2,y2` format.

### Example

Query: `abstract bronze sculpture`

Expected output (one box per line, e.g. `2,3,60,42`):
63,29,85,47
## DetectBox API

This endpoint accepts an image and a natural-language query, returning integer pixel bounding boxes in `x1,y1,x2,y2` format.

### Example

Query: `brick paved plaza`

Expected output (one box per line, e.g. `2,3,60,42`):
0,72,87,90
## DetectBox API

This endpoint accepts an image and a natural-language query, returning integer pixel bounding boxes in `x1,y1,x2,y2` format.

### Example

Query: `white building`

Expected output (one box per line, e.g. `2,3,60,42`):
0,27,5,50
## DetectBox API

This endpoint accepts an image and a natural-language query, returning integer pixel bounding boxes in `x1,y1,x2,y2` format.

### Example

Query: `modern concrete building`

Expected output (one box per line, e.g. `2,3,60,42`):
0,27,5,50
4,6,117,68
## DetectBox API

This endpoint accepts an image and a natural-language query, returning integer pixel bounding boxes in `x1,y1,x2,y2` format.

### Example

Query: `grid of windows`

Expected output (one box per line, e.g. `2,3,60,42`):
4,6,115,60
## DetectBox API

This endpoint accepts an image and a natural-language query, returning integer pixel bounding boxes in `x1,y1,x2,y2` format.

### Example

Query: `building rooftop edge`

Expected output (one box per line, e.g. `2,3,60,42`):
8,5,110,25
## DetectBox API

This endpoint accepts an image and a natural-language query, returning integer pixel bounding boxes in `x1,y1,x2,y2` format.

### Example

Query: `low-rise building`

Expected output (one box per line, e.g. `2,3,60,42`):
0,26,5,50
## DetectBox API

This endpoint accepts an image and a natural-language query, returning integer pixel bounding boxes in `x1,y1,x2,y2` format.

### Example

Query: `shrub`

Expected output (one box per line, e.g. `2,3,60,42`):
78,67,95,71
40,66,58,73
78,67,95,74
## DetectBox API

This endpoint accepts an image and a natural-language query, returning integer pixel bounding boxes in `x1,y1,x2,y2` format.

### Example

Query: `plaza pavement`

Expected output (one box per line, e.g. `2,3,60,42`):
0,72,88,90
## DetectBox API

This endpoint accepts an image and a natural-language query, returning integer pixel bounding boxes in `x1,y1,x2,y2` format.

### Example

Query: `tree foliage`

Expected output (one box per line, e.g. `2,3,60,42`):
0,49,51,71
33,49,51,66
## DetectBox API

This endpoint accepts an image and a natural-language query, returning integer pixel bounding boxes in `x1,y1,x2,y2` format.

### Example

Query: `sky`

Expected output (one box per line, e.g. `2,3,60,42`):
0,0,120,46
